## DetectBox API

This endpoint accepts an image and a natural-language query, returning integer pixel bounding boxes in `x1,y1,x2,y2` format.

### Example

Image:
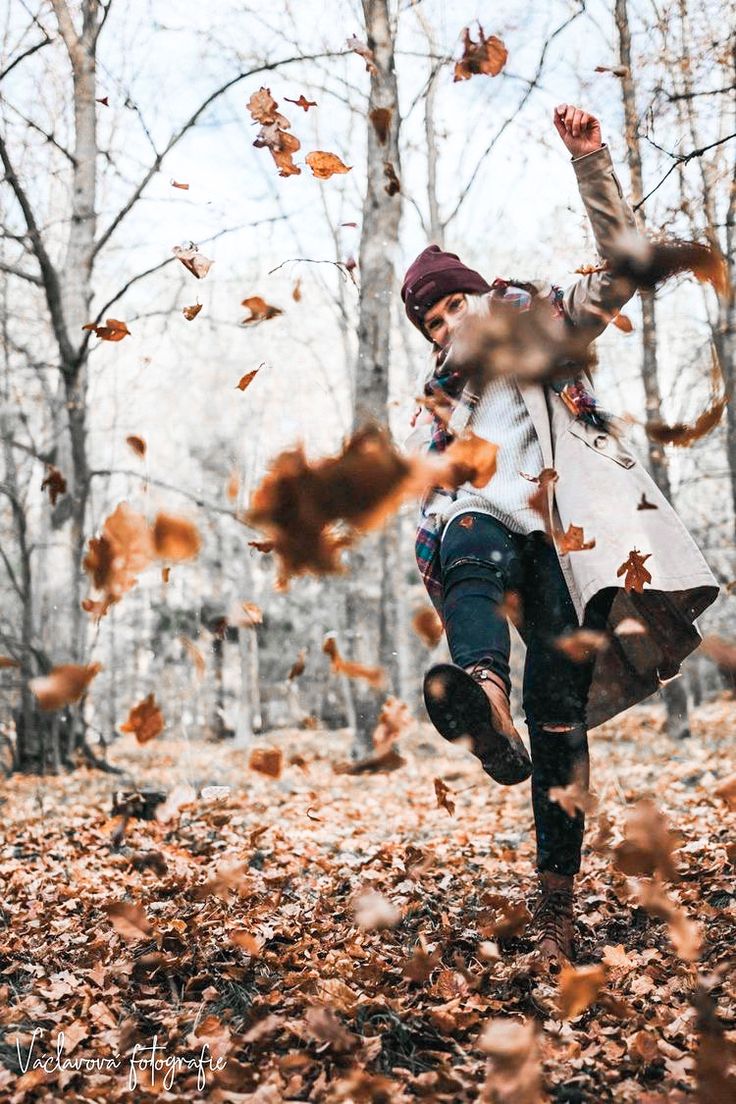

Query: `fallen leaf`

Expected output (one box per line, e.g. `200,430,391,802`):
41,465,67,505
119,693,165,744
713,772,736,809
230,931,264,955
104,902,152,942
304,1006,356,1052
616,549,652,592
241,297,283,324
180,636,206,679
305,151,352,179
126,435,146,457
82,318,130,341
30,663,102,711
454,25,508,82
172,243,214,279
284,94,317,111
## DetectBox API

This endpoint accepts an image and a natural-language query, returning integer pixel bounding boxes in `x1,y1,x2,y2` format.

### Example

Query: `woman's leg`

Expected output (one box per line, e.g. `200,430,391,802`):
439,512,523,695
518,533,615,875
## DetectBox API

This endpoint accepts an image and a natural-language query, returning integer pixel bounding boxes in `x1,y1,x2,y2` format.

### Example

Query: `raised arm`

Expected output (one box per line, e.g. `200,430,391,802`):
553,104,638,339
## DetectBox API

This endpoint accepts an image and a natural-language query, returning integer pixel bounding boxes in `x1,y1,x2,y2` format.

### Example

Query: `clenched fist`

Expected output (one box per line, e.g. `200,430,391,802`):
554,104,603,159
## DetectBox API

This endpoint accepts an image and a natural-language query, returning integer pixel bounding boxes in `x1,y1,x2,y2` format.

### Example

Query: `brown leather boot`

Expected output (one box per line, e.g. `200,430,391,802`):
530,871,575,969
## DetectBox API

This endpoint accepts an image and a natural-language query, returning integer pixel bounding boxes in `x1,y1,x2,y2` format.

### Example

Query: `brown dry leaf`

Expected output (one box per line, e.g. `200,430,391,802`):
248,88,302,177
304,1006,356,1053
713,771,736,809
612,312,634,332
558,963,608,1019
412,606,443,648
478,1017,540,1104
633,877,702,961
182,302,203,321
616,549,652,592
41,465,67,506
402,940,442,983
322,634,385,688
594,65,629,76
554,628,608,663
180,635,206,679
287,649,306,680
119,693,165,744
0,656,20,668
248,538,274,554
700,634,736,670
647,394,727,447
548,765,599,817
30,662,102,711
637,493,658,510
292,278,302,301
353,890,400,931
613,798,680,881
305,151,352,179
96,95,109,106
521,468,559,531
226,470,240,501
498,589,524,628
104,902,153,942
241,297,283,324
161,566,170,584
236,366,262,390
333,745,405,775
575,262,608,275
284,94,317,111
230,931,264,956
82,318,130,341
556,523,596,554
346,34,377,74
437,432,499,489
589,810,615,852
152,513,201,561
369,107,392,144
249,746,283,778
172,243,214,279
170,178,189,189
383,161,400,196
373,696,412,752
609,232,730,297
454,25,508,82
126,435,147,458
434,777,455,817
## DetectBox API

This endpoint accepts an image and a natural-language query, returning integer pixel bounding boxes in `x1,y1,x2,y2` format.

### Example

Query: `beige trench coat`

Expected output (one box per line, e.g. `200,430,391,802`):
407,144,720,729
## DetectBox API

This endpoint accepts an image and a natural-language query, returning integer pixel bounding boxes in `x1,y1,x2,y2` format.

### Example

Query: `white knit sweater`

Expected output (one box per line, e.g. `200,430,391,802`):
422,375,546,539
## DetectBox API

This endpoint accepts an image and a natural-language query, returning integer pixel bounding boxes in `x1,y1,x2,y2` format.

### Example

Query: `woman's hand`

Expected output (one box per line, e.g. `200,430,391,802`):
553,104,603,159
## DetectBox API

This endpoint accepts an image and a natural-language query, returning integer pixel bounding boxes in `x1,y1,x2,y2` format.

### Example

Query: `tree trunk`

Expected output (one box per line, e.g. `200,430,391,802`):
349,0,403,753
615,0,691,739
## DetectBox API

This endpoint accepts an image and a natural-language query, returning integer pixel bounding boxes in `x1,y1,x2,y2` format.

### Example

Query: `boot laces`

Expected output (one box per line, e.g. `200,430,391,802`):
534,888,573,945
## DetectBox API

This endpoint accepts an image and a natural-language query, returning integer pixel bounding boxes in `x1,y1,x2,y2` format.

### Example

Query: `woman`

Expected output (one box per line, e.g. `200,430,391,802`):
400,104,719,967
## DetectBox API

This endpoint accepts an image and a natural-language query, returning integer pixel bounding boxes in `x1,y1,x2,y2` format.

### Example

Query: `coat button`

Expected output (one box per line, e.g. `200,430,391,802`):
594,434,608,449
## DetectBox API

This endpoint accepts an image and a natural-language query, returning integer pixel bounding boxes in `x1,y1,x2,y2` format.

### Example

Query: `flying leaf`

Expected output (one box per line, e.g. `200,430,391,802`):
612,312,634,332
292,278,302,301
284,94,317,111
236,601,262,627
306,151,352,179
126,435,146,458
41,466,67,506
346,35,377,74
383,161,400,196
172,243,214,279
180,636,206,679
152,513,201,561
373,696,412,753
236,366,262,390
96,95,109,106
353,890,400,930
249,746,283,778
609,232,730,296
616,549,652,592
322,634,385,688
226,470,240,501
558,963,608,1019
594,65,629,76
183,302,202,321
700,635,736,671
637,493,657,509
248,87,301,177
412,606,443,648
434,777,455,817
453,25,508,82
170,179,189,189
646,394,727,446
0,656,20,669
613,798,680,881
104,902,153,942
30,662,102,711
120,693,165,744
161,566,170,583
554,628,608,662
370,107,392,144
241,297,283,324
556,523,596,554
287,650,306,680
247,87,290,126
82,318,130,341
548,762,599,817
632,877,702,961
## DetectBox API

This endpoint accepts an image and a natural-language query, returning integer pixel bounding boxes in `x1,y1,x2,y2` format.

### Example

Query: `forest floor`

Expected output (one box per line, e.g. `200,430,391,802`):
0,698,734,1103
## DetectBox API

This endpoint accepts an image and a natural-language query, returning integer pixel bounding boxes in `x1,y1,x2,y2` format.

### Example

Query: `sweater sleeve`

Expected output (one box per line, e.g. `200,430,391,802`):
561,144,639,340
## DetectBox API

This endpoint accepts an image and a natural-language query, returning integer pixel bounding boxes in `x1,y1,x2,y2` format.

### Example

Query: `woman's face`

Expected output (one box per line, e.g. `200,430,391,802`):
423,292,468,349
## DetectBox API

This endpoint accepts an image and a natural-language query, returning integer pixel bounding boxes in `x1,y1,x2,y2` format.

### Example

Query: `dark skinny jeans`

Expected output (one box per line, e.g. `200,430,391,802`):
439,511,615,875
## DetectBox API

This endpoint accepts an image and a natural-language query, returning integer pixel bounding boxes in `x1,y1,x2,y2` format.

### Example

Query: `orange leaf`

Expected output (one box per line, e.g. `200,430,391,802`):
284,94,317,111
292,278,302,301
248,88,301,177
0,656,20,668
41,465,67,505
161,566,170,583
556,523,596,554
226,470,240,500
453,25,507,81
616,549,652,592
82,318,130,341
183,302,203,320
126,435,147,457
322,634,385,688
241,298,283,324
558,963,608,1019
305,151,352,179
152,513,201,561
30,662,102,711
412,606,443,648
104,901,153,942
287,649,306,679
434,777,455,817
170,179,189,189
554,628,608,662
612,312,634,332
249,746,283,778
119,692,164,743
236,367,261,390
369,107,392,144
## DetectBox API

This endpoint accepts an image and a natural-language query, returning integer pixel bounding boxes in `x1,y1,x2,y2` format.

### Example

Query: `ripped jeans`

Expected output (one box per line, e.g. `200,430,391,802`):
439,511,615,875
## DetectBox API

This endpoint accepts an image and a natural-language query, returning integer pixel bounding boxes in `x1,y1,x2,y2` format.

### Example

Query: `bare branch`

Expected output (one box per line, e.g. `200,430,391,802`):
2,100,77,165
0,261,42,286
0,28,53,83
88,468,256,527
635,132,736,210
92,50,342,261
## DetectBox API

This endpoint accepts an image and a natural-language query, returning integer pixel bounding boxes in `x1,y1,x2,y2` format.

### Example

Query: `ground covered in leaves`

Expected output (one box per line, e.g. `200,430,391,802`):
0,700,734,1103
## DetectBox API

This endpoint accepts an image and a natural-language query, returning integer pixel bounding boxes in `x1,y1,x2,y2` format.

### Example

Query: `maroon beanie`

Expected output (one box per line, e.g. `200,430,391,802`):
401,244,492,339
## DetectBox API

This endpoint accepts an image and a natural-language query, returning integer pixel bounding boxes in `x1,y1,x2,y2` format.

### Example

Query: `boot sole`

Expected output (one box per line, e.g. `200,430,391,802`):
423,663,532,786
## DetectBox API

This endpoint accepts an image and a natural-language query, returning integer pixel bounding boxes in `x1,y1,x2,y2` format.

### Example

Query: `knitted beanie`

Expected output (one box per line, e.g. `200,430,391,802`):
401,245,492,339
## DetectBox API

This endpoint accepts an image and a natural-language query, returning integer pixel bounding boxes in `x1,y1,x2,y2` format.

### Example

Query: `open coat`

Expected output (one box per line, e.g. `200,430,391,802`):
406,144,720,729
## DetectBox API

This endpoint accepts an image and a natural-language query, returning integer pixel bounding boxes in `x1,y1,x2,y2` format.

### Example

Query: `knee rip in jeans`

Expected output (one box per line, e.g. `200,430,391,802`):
443,556,504,575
